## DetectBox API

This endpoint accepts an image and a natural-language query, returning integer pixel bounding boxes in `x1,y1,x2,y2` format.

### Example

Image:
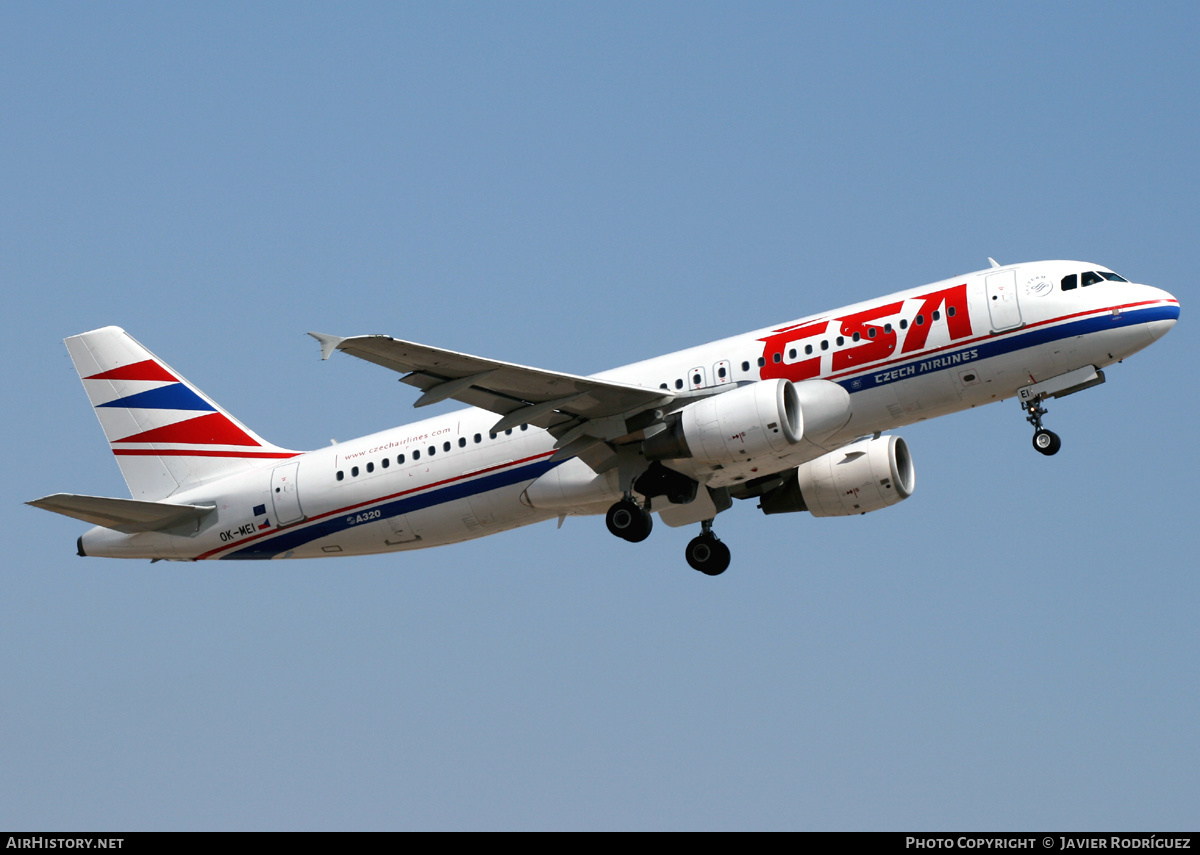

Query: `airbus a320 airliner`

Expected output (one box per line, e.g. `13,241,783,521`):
30,260,1178,575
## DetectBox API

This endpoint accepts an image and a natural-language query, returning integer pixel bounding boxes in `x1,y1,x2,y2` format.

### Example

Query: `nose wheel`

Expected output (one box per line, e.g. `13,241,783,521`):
1032,428,1061,455
1024,397,1061,456
685,520,730,576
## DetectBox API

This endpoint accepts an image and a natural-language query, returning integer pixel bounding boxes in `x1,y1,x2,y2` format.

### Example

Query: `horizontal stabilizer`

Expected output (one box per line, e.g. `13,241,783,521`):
28,493,215,534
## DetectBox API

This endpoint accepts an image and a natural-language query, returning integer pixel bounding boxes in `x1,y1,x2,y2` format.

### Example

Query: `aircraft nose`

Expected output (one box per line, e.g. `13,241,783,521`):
1144,286,1179,341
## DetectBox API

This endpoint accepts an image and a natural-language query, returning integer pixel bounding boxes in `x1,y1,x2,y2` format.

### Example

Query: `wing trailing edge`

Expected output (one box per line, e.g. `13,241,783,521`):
308,332,674,429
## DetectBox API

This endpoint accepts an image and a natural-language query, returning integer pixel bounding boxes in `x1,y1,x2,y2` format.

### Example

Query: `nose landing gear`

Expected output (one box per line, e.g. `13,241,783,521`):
685,520,730,576
1024,397,1061,456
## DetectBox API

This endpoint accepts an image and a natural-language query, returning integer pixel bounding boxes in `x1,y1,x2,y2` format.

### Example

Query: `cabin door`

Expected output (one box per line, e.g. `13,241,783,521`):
985,270,1023,331
270,461,306,527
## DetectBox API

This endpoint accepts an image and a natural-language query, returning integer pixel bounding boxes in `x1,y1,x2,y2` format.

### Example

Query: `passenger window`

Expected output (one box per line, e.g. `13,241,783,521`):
382,458,389,469
674,379,683,389
458,437,466,447
489,432,497,440
757,357,765,367
521,424,528,431
788,348,796,359
473,434,481,444
336,471,344,481
351,466,359,477
660,383,668,389
805,344,813,355
717,366,727,379
443,441,451,452
868,327,876,338
1061,274,1077,291
932,310,941,321
505,428,512,436
884,323,892,333
900,319,908,330
915,314,924,326
820,340,829,351
836,336,844,346
773,353,781,363
947,306,956,317
428,446,436,456
852,332,860,342
741,361,750,372
366,462,374,473
692,373,701,384
412,450,420,460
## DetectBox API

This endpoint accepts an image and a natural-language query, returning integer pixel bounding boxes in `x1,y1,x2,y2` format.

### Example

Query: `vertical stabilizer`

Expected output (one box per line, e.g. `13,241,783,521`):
65,326,298,500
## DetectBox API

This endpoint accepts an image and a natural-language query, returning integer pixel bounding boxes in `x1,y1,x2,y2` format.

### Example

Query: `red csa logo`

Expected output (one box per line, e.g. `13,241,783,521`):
759,283,971,382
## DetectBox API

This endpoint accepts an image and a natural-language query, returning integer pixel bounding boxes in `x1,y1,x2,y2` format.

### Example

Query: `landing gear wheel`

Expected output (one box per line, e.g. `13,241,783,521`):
606,499,653,542
1032,429,1061,456
686,533,731,576
1024,396,1061,457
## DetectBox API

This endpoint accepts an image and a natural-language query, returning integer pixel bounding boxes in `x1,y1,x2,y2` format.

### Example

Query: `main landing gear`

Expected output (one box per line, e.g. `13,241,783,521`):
604,498,731,576
605,497,653,542
686,520,730,576
1024,396,1062,456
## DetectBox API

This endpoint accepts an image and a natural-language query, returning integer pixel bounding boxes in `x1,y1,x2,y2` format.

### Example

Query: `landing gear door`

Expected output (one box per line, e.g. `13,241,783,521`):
985,270,1023,332
270,461,305,527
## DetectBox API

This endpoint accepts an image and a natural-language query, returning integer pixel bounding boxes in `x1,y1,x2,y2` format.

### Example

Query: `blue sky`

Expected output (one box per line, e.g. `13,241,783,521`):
2,1,1196,830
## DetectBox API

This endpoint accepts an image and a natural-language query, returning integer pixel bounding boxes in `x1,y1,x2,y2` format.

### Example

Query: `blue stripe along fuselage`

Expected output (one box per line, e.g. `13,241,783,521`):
837,304,1177,394
221,456,564,559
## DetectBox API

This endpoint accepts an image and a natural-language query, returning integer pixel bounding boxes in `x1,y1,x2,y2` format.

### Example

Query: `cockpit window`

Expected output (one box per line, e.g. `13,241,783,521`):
1099,271,1129,283
1081,271,1103,287
1061,274,1077,291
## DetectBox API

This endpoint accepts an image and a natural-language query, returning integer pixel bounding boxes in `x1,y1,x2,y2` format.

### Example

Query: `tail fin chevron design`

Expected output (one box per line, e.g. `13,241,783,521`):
66,327,298,501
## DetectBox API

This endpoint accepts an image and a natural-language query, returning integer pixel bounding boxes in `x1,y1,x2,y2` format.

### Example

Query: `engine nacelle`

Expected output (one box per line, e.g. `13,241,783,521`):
643,378,852,466
644,379,802,464
760,435,915,517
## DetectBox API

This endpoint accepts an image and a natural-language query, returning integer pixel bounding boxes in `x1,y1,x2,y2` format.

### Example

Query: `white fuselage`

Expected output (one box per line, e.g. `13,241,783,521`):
78,260,1179,561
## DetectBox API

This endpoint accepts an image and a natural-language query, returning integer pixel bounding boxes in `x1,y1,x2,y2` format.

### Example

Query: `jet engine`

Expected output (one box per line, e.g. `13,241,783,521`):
759,434,915,516
642,378,800,463
643,378,852,465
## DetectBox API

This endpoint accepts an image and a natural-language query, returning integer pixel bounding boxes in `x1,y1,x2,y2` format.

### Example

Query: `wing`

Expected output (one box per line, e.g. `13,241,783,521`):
309,333,677,451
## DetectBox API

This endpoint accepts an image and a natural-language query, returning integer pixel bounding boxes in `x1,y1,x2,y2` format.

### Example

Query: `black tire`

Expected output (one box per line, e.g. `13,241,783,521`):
606,499,653,542
686,533,730,576
1032,429,1061,456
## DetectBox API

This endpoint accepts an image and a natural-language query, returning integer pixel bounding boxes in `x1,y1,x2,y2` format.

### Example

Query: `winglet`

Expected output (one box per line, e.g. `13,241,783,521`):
988,257,1001,269
308,332,345,361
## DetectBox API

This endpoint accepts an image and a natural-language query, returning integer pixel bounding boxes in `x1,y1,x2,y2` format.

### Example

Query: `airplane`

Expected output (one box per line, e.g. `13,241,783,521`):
28,259,1179,576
